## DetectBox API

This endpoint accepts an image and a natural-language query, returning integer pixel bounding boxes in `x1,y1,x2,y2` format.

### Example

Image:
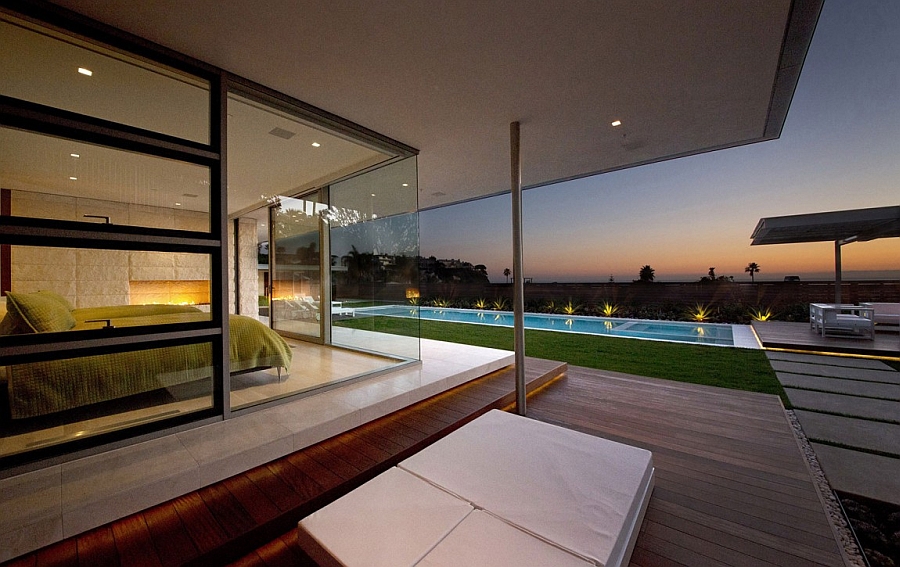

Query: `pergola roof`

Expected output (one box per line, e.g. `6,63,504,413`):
49,0,822,209
751,205,900,246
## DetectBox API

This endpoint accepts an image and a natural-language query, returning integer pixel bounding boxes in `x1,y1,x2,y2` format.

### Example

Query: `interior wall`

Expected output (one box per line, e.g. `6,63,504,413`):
9,190,208,308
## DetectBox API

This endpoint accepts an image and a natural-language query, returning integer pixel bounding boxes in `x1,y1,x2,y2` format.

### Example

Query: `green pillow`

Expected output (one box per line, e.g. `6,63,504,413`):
0,312,19,335
35,290,74,311
5,291,76,333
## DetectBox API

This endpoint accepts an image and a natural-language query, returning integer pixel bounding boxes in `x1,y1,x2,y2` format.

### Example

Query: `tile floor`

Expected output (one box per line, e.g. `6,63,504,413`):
0,339,404,459
0,338,513,562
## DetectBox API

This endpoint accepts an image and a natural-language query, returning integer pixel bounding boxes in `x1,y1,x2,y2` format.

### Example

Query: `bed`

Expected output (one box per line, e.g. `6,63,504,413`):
0,290,293,419
298,410,655,567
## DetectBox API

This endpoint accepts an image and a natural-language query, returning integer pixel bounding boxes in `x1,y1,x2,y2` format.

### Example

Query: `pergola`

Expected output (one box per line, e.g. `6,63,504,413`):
751,205,900,304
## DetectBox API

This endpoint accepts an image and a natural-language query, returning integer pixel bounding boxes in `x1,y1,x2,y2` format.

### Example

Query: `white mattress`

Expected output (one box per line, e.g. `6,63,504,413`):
298,467,472,567
417,509,592,567
399,410,654,567
298,410,654,567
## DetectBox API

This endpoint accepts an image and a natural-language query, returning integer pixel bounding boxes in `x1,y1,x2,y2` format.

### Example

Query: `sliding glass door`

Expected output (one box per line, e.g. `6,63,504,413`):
270,193,325,340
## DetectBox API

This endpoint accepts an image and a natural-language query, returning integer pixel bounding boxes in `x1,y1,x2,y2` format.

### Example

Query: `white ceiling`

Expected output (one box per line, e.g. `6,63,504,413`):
46,0,818,210
0,17,400,219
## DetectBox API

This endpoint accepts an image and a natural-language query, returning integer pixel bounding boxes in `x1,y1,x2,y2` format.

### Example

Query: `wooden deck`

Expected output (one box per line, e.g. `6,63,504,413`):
3,361,847,567
529,366,845,567
754,320,900,358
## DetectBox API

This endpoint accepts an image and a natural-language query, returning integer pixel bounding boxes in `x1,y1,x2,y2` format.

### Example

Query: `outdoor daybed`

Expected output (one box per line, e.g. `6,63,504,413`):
860,302,900,327
299,410,654,567
0,291,292,419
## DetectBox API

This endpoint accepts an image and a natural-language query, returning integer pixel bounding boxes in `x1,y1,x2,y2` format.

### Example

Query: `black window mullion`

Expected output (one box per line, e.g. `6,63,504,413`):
0,95,218,167
0,326,222,365
213,71,230,417
0,219,219,251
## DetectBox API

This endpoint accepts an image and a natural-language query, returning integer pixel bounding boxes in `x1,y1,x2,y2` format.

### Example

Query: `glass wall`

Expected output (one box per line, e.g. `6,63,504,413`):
0,15,210,144
1,7,420,464
0,11,220,465
329,157,420,360
0,340,215,459
0,127,210,231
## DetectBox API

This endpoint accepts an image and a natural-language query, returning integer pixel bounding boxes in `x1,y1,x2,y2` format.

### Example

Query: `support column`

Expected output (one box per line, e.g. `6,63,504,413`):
510,122,526,415
834,240,842,305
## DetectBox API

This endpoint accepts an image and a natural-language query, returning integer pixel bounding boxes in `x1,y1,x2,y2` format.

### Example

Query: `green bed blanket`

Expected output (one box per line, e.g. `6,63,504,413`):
7,312,292,419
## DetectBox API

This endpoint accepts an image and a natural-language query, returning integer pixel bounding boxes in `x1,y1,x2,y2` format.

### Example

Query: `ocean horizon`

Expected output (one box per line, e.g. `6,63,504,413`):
496,270,900,285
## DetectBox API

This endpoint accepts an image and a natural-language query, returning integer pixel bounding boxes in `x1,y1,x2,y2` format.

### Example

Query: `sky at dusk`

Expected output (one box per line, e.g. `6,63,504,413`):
419,1,900,283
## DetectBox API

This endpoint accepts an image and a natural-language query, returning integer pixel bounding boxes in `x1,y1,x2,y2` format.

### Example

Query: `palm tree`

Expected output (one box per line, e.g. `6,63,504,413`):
745,262,760,282
503,267,511,283
638,265,655,283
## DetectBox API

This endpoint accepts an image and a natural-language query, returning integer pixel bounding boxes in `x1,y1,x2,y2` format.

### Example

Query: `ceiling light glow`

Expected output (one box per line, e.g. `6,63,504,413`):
175,202,182,206
70,153,80,158
611,120,622,127
78,67,92,76
311,142,321,147
69,176,77,180
402,183,409,187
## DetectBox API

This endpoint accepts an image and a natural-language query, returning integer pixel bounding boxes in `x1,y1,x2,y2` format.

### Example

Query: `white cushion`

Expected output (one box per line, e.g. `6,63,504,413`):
400,410,654,567
298,467,472,567
417,510,592,567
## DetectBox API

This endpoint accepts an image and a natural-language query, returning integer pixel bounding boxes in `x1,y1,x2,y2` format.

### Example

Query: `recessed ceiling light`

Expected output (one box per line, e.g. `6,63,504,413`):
69,176,77,180
311,142,321,147
611,120,622,127
402,183,409,187
78,67,92,76
175,202,182,206
371,193,376,197
70,153,80,158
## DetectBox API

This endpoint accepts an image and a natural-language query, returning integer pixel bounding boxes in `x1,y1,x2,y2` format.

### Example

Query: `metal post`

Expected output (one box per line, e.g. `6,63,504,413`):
510,122,526,415
834,240,842,305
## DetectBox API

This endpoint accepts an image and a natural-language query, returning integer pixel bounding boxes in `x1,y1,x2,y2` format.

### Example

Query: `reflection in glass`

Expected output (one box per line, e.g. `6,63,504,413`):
0,342,214,459
329,157,420,360
0,127,211,231
0,16,210,144
271,195,325,339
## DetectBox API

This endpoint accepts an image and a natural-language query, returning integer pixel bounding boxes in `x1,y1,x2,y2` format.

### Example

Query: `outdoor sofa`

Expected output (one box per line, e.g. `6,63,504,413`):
860,302,900,327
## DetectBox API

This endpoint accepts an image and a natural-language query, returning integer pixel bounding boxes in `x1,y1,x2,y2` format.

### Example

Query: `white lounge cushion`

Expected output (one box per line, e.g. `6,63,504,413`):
417,510,592,567
298,467,472,567
400,410,654,567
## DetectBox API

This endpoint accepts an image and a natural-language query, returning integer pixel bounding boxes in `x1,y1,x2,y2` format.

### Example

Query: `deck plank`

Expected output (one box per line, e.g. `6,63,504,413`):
110,516,163,567
142,504,199,567
73,526,118,567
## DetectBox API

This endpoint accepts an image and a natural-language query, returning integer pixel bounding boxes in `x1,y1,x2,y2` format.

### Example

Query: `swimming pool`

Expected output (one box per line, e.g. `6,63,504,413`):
356,306,738,346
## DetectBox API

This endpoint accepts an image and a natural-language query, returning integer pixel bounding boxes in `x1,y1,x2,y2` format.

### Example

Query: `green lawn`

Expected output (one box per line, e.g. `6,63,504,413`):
335,316,788,404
